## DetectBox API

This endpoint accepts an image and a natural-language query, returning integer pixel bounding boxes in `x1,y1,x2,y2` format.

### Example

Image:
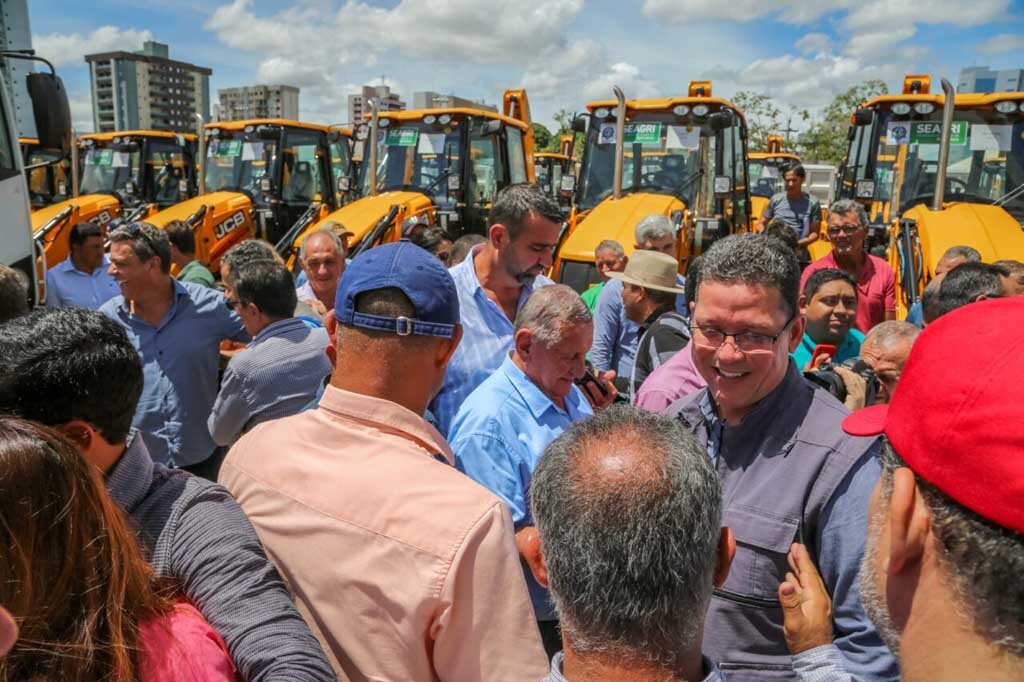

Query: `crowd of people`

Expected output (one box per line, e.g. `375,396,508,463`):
0,179,1021,682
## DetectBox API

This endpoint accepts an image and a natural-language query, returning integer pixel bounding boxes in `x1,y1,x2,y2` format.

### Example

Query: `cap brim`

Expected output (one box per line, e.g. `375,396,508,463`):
607,271,686,295
842,403,889,437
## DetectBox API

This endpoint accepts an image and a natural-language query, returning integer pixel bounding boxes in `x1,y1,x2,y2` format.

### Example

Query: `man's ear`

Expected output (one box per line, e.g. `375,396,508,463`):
788,314,806,353
489,222,508,248
798,294,808,312
523,532,548,588
55,420,95,453
514,327,533,359
437,325,464,368
714,527,736,588
887,467,930,575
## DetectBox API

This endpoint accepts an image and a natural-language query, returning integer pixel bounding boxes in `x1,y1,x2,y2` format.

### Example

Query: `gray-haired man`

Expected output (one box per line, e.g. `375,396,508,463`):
591,214,686,393
669,233,898,680
296,223,350,314
530,405,734,681
449,283,616,654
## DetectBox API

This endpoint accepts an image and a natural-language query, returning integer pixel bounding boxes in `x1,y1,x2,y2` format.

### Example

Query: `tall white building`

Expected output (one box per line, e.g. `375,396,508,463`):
218,84,299,121
412,91,496,112
347,84,404,124
958,66,1024,93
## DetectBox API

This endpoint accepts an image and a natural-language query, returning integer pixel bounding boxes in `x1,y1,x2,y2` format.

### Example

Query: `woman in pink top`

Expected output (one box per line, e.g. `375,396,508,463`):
0,416,236,681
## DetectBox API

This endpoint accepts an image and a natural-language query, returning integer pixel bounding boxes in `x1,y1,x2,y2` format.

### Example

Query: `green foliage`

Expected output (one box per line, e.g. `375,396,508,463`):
798,79,889,165
732,91,785,152
548,109,584,157
531,122,553,151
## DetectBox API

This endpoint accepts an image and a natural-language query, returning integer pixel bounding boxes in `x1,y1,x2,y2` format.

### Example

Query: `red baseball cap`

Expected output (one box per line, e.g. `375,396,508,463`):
843,297,1024,535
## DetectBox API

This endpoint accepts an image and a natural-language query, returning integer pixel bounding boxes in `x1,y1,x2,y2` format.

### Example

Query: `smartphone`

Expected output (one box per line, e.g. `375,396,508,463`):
575,367,608,397
809,343,838,367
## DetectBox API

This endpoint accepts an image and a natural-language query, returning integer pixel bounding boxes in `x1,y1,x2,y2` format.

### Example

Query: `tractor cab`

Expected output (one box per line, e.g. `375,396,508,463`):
838,74,1024,315
535,134,577,212
32,130,197,268
20,137,71,210
554,81,751,293
279,89,534,265
147,119,346,275
747,134,800,229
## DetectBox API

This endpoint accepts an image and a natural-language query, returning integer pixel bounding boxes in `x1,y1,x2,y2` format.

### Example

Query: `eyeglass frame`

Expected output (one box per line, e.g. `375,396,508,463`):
826,224,863,238
690,310,799,354
120,222,164,264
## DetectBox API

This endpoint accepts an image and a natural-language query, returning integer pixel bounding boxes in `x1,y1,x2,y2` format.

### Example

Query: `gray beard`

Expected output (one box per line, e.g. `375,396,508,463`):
859,507,903,658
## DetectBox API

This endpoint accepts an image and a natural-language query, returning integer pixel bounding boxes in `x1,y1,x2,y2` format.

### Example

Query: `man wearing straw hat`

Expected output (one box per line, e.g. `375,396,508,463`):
609,250,690,401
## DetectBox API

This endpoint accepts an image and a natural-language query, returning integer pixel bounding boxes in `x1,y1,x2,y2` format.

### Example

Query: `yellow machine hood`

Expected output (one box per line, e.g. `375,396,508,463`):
31,194,121,234
145,192,251,227
315,190,434,249
905,202,1024,276
559,193,685,263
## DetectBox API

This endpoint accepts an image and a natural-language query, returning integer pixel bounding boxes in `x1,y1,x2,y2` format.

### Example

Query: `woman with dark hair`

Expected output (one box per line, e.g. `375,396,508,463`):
409,226,455,266
0,416,237,681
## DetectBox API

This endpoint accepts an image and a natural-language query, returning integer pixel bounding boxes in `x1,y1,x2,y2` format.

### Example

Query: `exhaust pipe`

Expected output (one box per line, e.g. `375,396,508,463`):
195,113,206,196
71,130,79,197
612,85,625,200
931,78,955,212
368,99,380,197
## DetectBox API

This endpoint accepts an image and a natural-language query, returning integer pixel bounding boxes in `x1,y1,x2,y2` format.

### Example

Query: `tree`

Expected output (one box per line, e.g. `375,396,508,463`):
548,108,584,156
798,79,889,165
732,91,785,152
531,122,552,151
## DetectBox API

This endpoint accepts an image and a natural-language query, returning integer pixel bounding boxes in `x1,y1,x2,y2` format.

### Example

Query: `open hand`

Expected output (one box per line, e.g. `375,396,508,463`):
779,543,834,655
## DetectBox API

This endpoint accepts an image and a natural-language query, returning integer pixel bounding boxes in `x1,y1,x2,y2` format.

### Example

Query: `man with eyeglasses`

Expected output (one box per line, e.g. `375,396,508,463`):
102,222,249,476
666,233,898,681
801,200,896,333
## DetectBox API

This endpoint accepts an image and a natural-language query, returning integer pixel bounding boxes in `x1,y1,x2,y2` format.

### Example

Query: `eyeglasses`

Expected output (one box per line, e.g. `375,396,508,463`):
122,222,162,260
225,297,242,310
827,225,861,238
690,311,797,354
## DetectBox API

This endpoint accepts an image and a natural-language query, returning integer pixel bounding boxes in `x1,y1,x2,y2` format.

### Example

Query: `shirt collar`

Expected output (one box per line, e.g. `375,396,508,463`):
705,359,806,432
317,384,455,464
104,430,156,512
253,316,305,343
115,278,190,325
60,254,109,276
499,353,582,421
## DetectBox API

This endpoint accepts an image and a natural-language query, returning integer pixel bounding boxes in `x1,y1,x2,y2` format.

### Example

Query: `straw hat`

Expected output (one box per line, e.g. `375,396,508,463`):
607,250,686,294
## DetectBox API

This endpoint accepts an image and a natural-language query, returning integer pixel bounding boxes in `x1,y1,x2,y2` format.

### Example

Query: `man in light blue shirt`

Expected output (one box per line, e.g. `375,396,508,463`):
430,184,564,436
209,260,331,447
101,222,248,473
591,215,687,391
449,284,614,654
46,221,121,309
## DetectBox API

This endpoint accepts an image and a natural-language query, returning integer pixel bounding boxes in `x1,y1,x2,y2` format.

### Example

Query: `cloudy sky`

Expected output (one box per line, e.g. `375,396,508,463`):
30,0,1024,132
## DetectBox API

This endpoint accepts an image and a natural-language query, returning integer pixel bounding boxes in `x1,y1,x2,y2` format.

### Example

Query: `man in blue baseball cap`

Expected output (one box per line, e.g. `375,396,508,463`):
219,241,549,681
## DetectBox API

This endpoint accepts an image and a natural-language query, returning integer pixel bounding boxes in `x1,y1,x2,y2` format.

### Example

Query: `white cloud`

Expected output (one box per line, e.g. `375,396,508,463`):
642,0,855,24
843,27,917,59
34,26,154,68
795,33,831,55
583,62,660,102
977,33,1024,55
68,90,95,133
842,0,1009,31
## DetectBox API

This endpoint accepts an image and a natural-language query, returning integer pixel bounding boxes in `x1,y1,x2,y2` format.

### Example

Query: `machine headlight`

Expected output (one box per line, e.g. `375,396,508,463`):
692,104,709,117
437,114,452,124
995,100,1018,114
913,102,935,115
891,102,912,115
423,115,436,124
593,107,610,118
379,118,391,127
672,104,690,116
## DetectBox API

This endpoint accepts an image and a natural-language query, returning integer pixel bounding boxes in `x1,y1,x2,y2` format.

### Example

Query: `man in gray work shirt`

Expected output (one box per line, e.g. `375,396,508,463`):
761,162,822,254
668,234,897,680
0,307,336,682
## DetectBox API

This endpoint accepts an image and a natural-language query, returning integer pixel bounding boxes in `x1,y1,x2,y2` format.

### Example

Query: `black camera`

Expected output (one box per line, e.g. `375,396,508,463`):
804,356,878,406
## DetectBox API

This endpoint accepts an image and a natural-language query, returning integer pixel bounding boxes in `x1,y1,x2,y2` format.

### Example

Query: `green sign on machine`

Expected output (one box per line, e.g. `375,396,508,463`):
911,121,968,146
623,122,662,145
386,128,419,147
88,149,113,165
215,140,242,156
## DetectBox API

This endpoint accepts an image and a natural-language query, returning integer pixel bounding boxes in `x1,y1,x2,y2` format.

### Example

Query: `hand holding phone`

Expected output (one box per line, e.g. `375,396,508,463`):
808,343,837,370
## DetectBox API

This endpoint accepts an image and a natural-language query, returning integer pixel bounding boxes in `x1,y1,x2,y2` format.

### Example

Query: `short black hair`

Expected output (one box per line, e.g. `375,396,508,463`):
937,262,1008,318
781,161,806,180
489,183,563,239
0,308,143,444
803,268,858,300
0,265,28,324
164,219,196,256
698,233,801,319
409,227,454,255
684,256,702,309
108,222,172,274
68,221,102,247
227,261,297,320
762,220,799,251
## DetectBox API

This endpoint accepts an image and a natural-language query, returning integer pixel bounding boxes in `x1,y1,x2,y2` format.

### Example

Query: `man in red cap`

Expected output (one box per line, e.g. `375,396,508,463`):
779,297,1024,681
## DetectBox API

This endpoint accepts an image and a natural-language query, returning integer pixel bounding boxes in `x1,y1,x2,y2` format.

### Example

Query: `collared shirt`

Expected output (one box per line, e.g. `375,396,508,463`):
449,354,593,622
45,255,121,309
762,191,822,239
791,329,865,371
430,245,553,436
629,307,690,401
219,385,549,682
106,432,335,682
177,258,216,288
580,281,604,312
802,254,896,333
295,281,321,307
101,280,249,466
634,341,707,413
543,652,727,682
590,276,687,380
208,317,331,446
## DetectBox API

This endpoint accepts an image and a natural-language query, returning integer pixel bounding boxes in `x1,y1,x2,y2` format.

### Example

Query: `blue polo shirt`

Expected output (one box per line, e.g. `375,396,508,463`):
791,329,865,371
45,255,121,310
101,280,248,466
449,353,593,620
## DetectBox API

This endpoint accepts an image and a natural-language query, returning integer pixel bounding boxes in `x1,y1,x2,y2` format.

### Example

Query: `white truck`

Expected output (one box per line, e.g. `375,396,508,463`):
0,51,72,306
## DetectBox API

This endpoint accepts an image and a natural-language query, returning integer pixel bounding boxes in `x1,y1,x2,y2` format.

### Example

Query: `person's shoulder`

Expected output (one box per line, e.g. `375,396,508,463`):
98,294,128,318
848,327,865,344
138,602,235,681
449,370,519,433
869,254,896,276
180,279,222,304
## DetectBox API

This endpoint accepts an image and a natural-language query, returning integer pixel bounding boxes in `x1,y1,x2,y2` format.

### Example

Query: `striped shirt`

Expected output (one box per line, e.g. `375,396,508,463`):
106,432,335,681
208,317,331,446
429,246,552,436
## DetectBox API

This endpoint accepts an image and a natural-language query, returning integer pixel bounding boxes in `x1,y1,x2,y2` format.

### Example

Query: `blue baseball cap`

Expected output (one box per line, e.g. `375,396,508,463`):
334,240,460,338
